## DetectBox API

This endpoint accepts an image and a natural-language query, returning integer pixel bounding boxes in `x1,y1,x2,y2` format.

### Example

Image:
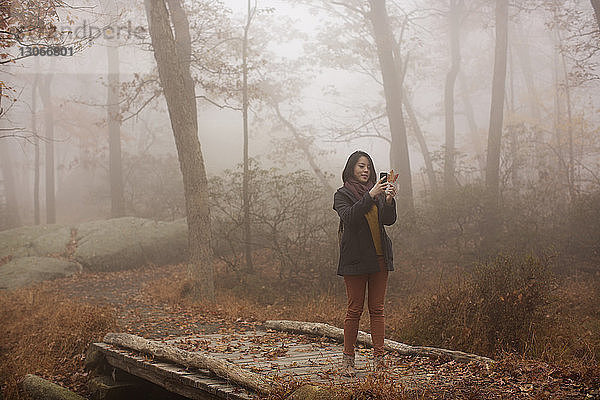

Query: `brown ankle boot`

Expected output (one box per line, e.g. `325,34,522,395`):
340,353,356,377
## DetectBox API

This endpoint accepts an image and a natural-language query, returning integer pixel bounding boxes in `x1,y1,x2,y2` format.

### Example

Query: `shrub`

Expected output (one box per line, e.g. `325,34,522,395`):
470,254,553,355
386,183,486,264
566,192,600,260
400,254,553,358
122,153,185,221
208,161,338,293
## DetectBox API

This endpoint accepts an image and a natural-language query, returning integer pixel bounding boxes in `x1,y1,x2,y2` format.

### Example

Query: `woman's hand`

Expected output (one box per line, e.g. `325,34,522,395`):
385,183,397,204
369,178,389,200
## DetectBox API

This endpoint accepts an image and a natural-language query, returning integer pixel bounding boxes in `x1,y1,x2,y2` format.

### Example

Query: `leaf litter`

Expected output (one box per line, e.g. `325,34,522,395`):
1,263,598,400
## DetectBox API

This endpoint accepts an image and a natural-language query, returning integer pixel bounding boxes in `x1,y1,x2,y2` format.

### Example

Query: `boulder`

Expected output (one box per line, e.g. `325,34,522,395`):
0,256,81,289
0,224,71,259
73,217,188,272
0,217,189,286
19,374,86,400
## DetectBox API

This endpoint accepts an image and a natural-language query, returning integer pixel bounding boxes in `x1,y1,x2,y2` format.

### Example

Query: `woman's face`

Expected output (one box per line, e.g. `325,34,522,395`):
353,156,371,184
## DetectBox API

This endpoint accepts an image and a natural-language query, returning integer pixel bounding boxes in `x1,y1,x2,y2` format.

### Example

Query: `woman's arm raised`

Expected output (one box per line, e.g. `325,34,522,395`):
334,190,375,226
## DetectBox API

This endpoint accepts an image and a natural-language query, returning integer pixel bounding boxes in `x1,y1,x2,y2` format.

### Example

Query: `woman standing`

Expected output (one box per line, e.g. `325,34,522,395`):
333,151,397,375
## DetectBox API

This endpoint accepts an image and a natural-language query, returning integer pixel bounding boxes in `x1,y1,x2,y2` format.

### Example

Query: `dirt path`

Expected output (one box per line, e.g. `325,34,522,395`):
46,264,243,339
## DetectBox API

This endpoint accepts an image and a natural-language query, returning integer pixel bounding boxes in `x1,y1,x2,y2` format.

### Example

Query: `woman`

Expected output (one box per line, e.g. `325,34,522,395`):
333,150,397,375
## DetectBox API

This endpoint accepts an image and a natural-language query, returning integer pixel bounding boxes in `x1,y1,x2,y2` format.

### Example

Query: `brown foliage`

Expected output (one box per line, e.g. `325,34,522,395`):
393,254,599,382
143,261,346,327
0,287,116,400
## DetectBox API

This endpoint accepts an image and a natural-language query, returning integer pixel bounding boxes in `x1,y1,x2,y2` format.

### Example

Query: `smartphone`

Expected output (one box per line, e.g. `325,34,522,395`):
379,172,388,183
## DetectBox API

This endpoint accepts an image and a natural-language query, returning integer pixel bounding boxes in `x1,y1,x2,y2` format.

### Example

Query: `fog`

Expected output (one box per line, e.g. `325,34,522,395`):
3,2,600,397
1,0,599,228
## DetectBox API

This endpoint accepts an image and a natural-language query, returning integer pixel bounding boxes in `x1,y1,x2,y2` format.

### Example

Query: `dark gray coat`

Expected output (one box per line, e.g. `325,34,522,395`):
333,186,397,275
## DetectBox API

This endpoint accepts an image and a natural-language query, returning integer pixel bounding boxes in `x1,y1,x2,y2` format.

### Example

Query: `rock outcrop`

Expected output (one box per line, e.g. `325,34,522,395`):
0,256,81,290
0,217,188,289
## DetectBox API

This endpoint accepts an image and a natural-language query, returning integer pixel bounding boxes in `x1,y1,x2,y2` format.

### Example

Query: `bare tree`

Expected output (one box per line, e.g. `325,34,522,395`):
271,102,334,193
32,64,41,225
143,0,214,300
0,141,21,228
483,0,509,247
458,72,486,174
402,88,438,193
512,22,541,121
556,27,576,201
444,0,463,190
367,0,413,208
107,39,125,217
242,0,257,274
39,74,56,224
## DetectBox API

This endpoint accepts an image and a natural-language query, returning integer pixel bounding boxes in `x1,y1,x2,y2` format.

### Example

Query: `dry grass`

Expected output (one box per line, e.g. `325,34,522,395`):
3,252,595,399
143,254,600,389
143,266,347,327
0,287,116,400
534,275,600,374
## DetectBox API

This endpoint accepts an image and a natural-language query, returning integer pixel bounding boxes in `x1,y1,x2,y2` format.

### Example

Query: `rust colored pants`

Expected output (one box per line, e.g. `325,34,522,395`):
343,255,388,357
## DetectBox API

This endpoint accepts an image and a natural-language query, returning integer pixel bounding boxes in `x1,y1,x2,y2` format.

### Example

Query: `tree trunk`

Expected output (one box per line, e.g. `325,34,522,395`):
368,0,413,209
458,73,485,175
402,88,437,193
32,69,40,225
39,73,56,224
390,34,436,193
507,36,518,187
107,40,125,217
103,333,272,395
513,23,540,121
550,12,572,203
144,0,214,300
242,0,253,273
483,0,509,250
444,0,462,189
0,141,20,228
264,320,494,364
552,29,562,172
513,22,544,181
591,0,600,31
557,30,576,201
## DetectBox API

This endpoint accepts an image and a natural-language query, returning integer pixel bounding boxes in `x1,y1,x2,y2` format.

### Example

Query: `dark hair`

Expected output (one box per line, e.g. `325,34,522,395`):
342,151,376,184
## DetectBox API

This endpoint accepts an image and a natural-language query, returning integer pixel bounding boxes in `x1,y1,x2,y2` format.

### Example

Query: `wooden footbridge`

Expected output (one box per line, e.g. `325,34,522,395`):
85,321,493,400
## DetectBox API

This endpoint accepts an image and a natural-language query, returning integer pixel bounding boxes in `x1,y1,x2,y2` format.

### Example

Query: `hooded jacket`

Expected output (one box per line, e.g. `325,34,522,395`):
333,186,396,275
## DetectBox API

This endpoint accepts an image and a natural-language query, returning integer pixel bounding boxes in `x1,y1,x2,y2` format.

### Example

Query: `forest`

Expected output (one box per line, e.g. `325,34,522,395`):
1,0,600,399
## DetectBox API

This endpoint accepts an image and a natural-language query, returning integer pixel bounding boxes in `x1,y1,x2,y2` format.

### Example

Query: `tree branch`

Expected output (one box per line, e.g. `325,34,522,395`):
331,1,366,17
195,95,241,111
122,91,161,122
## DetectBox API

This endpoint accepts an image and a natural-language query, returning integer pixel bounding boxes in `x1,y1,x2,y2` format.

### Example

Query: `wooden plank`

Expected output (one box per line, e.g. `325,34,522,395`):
93,329,424,400
101,352,214,400
101,340,355,380
103,334,273,396
107,356,227,399
166,337,341,358
166,332,321,349
185,376,246,394
219,349,341,365
93,343,253,400
229,357,338,371
145,353,266,396
270,350,340,360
